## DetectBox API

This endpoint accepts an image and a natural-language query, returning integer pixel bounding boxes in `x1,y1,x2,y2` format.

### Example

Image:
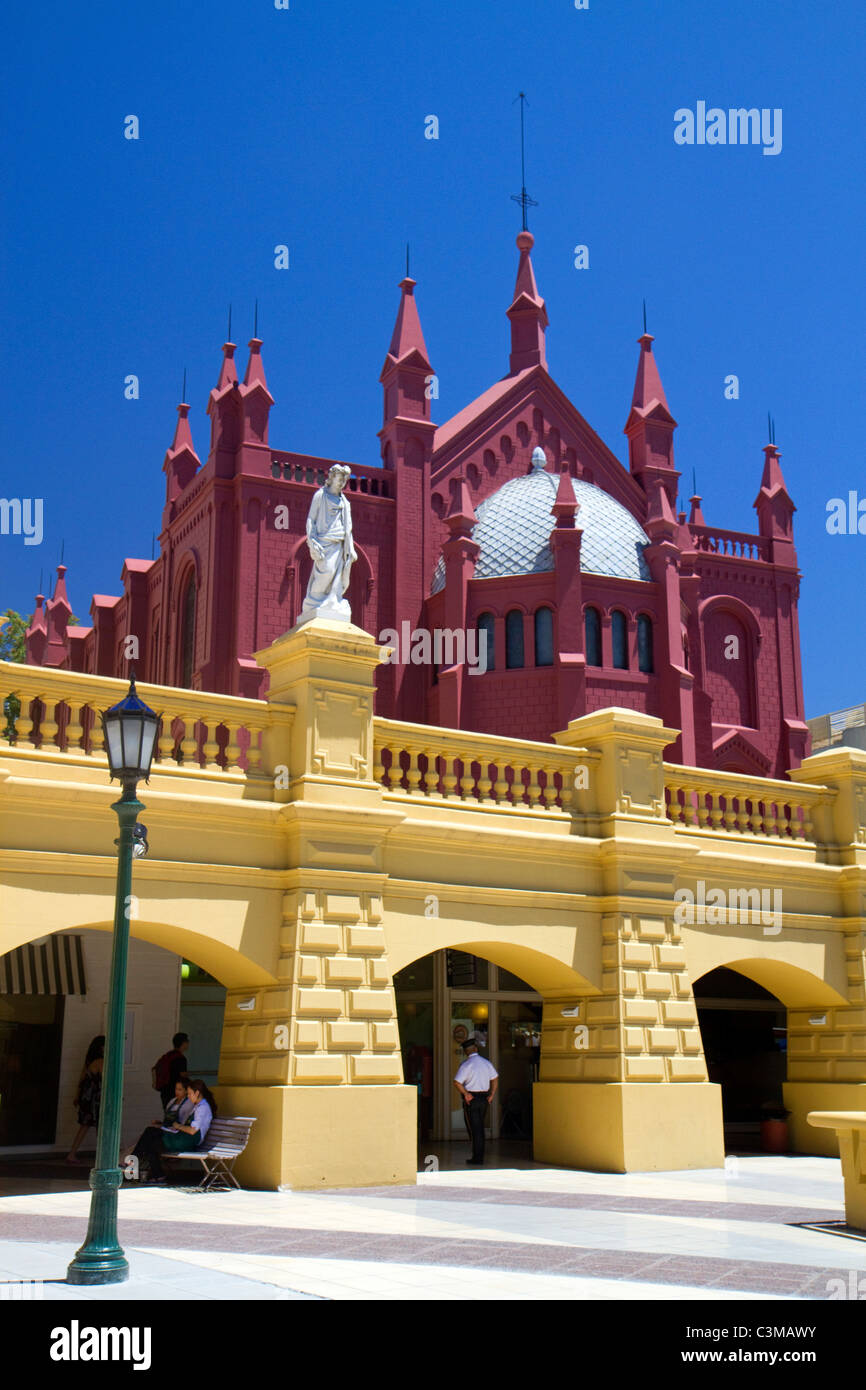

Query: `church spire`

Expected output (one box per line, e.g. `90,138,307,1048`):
239,336,274,445
163,393,201,506
207,334,241,461
507,231,548,375
385,276,432,370
630,331,671,414
25,588,48,665
624,330,678,502
754,439,795,541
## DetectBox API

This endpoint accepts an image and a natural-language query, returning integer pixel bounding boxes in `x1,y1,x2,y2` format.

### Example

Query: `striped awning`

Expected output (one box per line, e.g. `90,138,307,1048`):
0,935,87,996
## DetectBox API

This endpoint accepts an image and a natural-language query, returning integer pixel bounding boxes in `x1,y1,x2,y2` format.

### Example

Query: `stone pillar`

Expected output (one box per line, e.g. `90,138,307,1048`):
216,617,416,1189
783,747,866,1153
534,709,724,1171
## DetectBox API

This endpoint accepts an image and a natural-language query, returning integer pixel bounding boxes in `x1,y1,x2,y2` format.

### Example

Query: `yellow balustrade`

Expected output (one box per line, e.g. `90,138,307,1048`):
0,660,270,781
664,765,829,842
373,717,586,814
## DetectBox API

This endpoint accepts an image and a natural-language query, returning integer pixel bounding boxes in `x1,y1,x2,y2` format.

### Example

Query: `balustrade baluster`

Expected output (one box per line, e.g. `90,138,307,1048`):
67,704,86,754
178,719,197,766
424,750,441,797
202,721,221,771
373,741,387,787
40,697,60,751
493,765,508,805
247,725,267,776
223,724,243,772
15,698,36,748
526,763,543,809
406,746,423,795
542,766,558,809
459,759,476,800
477,760,494,803
558,767,572,811
441,756,458,800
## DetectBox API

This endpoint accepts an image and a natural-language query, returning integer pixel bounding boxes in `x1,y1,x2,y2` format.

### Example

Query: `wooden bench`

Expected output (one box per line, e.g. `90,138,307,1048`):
165,1116,257,1191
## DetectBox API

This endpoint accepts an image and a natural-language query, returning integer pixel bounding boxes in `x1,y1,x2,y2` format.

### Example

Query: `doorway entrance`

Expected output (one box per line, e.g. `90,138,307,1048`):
694,967,787,1152
394,949,542,1151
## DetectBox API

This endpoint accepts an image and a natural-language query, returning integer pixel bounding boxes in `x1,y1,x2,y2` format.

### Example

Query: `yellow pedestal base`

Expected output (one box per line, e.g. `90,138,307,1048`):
807,1111,866,1232
533,1082,724,1172
216,1084,418,1190
785,1084,866,1157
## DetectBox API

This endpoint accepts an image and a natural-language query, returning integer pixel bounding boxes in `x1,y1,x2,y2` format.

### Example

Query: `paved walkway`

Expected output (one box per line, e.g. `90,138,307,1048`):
0,1155,863,1301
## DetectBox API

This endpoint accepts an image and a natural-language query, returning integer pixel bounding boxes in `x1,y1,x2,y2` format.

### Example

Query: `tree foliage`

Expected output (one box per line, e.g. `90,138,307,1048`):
0,609,27,664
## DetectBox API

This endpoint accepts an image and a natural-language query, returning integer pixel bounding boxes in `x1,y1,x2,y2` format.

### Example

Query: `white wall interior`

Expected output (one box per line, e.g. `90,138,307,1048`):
56,930,181,1154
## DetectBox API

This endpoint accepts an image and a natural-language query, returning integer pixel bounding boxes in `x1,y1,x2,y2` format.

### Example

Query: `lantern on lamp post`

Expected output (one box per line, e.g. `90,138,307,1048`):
67,676,158,1285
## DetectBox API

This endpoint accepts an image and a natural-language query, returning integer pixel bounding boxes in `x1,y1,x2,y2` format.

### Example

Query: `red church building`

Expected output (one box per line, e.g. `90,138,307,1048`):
26,230,810,777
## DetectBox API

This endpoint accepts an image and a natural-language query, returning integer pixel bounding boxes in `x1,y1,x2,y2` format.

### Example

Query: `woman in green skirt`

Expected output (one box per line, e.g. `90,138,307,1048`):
146,1079,215,1184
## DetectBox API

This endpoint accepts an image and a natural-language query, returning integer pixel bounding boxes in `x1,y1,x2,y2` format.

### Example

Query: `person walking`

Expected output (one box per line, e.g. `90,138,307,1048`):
151,1033,190,1108
66,1035,104,1164
453,1037,498,1166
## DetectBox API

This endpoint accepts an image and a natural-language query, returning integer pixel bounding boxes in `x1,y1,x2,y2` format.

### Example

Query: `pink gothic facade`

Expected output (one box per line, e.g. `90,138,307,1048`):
26,231,810,777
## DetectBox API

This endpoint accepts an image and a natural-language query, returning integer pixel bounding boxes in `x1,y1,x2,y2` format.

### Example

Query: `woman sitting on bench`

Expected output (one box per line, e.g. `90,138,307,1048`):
143,1080,216,1184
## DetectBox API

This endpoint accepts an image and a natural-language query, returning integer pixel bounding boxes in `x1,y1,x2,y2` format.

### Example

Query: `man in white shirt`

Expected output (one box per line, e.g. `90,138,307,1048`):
454,1037,498,1165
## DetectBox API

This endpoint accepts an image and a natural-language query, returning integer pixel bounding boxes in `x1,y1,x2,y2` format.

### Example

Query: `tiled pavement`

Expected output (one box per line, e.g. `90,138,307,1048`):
0,1154,864,1301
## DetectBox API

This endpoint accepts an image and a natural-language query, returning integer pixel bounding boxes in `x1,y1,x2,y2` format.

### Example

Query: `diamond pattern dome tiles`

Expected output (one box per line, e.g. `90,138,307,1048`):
431,467,651,593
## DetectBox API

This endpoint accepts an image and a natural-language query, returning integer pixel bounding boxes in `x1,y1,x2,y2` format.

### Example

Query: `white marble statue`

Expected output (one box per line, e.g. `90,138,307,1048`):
299,464,357,624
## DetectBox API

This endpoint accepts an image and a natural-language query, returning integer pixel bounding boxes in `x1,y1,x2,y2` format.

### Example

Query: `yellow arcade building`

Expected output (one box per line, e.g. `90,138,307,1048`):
1,619,865,1189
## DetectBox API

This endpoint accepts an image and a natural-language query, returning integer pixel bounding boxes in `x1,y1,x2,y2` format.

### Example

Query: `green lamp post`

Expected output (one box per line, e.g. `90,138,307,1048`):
67,676,159,1285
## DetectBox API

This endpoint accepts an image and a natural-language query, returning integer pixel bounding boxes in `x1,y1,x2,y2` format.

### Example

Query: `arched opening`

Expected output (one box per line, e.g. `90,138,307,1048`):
534,606,554,667
611,610,628,670
637,613,654,673
584,606,601,667
693,966,786,1153
505,610,525,669
393,948,542,1167
0,927,228,1186
476,612,495,672
179,571,196,688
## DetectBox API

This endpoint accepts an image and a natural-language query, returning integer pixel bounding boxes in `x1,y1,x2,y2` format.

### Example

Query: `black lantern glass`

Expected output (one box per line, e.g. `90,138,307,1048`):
101,677,159,783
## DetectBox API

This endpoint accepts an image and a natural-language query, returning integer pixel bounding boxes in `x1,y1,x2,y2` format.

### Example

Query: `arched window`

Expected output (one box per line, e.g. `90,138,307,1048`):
534,607,554,667
612,610,628,669
505,610,524,669
476,612,495,673
585,607,601,667
180,574,196,688
637,614,654,673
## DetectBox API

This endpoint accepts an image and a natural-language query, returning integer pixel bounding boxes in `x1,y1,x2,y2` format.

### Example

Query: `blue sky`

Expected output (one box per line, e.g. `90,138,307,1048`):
1,0,863,716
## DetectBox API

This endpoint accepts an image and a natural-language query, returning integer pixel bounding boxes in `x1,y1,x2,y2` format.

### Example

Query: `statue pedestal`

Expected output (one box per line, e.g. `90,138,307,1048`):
255,617,384,803
298,596,352,626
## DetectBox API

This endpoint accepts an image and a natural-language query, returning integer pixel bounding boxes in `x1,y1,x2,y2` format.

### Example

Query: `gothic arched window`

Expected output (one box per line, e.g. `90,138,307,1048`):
637,614,654,673
612,610,628,669
505,610,524,669
476,612,495,672
180,574,196,688
534,607,554,667
585,607,601,667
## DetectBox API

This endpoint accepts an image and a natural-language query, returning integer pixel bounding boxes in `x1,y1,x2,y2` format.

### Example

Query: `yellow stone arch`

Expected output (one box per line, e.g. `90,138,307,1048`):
692,955,849,1009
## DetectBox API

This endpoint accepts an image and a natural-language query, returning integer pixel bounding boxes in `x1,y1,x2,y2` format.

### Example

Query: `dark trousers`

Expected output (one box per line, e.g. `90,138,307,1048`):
133,1126,197,1178
464,1091,490,1161
132,1126,165,1176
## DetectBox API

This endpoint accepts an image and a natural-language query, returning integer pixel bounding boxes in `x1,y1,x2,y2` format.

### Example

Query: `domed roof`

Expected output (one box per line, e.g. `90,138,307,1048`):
431,450,651,593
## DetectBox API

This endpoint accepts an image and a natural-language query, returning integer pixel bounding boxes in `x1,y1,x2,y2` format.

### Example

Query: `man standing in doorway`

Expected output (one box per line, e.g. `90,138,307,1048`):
454,1037,498,1165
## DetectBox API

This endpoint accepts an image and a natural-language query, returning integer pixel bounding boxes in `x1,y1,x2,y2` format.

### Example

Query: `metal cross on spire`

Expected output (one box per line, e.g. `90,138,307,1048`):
511,92,538,231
